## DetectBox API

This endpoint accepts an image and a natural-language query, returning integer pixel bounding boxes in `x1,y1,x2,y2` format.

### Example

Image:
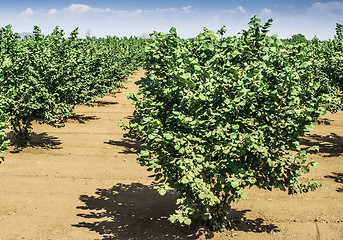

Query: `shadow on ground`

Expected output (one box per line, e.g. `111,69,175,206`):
67,114,100,124
325,172,343,193
93,100,119,107
229,209,279,233
316,118,333,125
104,139,139,154
73,183,279,240
301,132,343,157
9,132,62,153
125,115,134,120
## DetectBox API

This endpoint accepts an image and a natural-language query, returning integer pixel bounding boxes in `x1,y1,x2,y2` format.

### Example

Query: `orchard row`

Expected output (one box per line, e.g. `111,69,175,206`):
1,17,342,230
0,25,145,149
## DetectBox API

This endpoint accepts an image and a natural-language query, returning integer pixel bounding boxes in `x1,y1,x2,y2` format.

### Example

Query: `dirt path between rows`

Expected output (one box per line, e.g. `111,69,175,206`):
0,68,342,240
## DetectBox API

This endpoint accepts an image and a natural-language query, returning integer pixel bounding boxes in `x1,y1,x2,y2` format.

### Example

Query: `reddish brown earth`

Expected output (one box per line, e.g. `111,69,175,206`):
0,68,342,239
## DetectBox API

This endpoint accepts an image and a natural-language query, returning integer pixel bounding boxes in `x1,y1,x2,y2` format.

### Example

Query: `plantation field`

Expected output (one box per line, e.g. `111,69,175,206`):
0,68,341,239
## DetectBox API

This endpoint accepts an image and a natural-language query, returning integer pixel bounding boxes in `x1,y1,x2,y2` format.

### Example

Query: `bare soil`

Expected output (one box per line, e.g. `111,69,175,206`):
0,68,342,240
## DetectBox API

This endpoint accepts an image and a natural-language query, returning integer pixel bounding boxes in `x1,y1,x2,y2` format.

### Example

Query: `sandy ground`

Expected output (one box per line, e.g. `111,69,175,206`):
0,68,342,240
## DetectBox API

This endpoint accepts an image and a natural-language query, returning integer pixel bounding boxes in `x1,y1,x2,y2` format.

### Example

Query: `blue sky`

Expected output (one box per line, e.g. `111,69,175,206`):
0,1,342,39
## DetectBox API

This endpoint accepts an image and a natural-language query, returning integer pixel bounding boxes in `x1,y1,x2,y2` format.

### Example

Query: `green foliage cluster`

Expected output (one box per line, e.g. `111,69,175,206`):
305,39,343,109
122,16,341,230
336,23,343,40
284,27,342,103
0,110,9,163
0,25,144,146
290,33,307,43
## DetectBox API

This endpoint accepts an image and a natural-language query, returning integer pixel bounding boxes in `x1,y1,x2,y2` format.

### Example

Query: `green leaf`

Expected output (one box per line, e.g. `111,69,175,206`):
181,178,189,184
248,178,256,184
148,134,155,140
184,218,192,225
302,165,310,173
199,94,206,101
169,215,177,223
232,124,239,130
231,181,239,188
247,71,254,78
194,65,201,71
270,47,276,53
187,80,196,88
307,145,319,152
163,133,173,140
312,162,319,169
241,191,248,200
158,188,167,196
140,150,150,156
2,58,12,68
296,52,305,60
262,55,270,61
202,213,212,220
309,162,319,169
180,73,191,81
199,192,206,199
304,124,314,132
191,58,199,64
169,26,177,35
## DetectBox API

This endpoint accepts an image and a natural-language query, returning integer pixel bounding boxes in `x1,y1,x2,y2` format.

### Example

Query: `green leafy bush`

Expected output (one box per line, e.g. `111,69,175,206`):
0,26,72,145
122,16,335,230
290,33,307,43
304,37,343,110
0,25,145,146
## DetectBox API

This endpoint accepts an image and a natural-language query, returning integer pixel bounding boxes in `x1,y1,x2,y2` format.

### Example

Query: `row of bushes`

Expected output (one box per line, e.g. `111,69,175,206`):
1,17,342,231
0,25,145,152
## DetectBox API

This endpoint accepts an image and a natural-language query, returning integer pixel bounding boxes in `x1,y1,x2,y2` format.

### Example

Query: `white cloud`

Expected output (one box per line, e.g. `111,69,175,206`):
68,4,92,14
261,8,272,15
20,8,34,17
48,8,58,16
181,6,192,13
155,7,177,13
4,3,340,39
310,1,343,11
307,1,343,17
219,6,247,15
66,4,112,14
134,9,142,14
145,6,195,14
237,6,246,13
